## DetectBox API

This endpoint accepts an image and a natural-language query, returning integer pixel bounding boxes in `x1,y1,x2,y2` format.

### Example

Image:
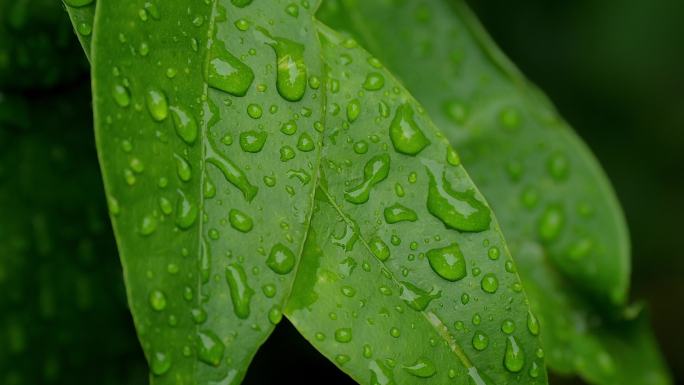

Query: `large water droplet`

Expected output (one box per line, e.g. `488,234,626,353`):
197,330,225,367
225,264,254,319
262,31,307,102
146,88,169,122
389,104,429,155
384,203,417,223
399,281,441,311
170,106,198,145
426,243,467,281
267,243,296,274
207,153,258,201
239,130,267,153
426,162,491,232
403,357,436,378
229,209,253,233
345,154,390,204
363,72,385,91
504,336,525,373
206,41,254,96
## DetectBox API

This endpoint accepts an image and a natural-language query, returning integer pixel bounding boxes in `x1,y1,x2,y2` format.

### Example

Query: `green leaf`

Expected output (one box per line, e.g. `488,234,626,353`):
71,0,547,383
62,0,95,60
316,0,670,384
0,88,146,385
285,24,546,385
89,0,325,383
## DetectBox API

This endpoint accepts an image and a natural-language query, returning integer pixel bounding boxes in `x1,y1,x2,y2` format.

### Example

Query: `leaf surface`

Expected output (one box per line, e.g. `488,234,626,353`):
316,0,670,384
90,0,324,383
285,24,547,385
69,0,548,384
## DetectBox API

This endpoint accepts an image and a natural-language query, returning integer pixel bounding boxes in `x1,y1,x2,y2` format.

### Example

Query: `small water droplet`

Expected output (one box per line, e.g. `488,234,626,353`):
267,243,296,274
481,273,499,294
145,88,169,122
149,290,167,311
538,204,564,241
170,106,198,144
527,311,540,336
229,209,253,233
472,331,489,351
150,351,172,376
334,328,352,343
347,99,361,122
112,84,131,107
140,215,158,236
363,72,385,91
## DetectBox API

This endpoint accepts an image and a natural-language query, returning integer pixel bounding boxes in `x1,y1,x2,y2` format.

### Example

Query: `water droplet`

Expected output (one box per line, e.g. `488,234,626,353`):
145,88,169,122
239,130,267,153
501,319,515,334
547,152,570,181
345,154,390,204
262,283,277,298
444,100,468,124
399,281,441,311
175,154,192,182
426,162,491,232
112,84,131,107
403,357,436,378
267,243,295,274
529,361,540,378
369,237,390,261
468,367,495,385
262,32,307,102
389,104,429,155
481,273,499,294
472,331,489,351
149,290,167,311
140,215,158,236
538,204,564,241
150,351,172,376
229,209,253,233
499,107,521,130
369,359,395,385
206,41,254,96
383,203,417,223
268,306,283,324
225,264,254,319
363,344,373,358
281,120,298,135
488,246,500,260
341,286,357,297
335,328,352,343
247,103,263,119
297,133,315,152
426,243,467,281
347,99,361,122
527,311,540,336
504,336,525,373
207,154,258,201
197,330,225,366
170,106,198,145
176,190,198,229
363,72,385,91
280,146,296,161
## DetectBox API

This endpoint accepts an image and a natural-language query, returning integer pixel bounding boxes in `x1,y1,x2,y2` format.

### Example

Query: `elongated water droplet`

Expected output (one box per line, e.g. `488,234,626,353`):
140,215,158,236
261,31,307,102
363,72,385,91
504,336,525,373
547,152,570,181
146,88,169,122
399,281,441,311
403,357,436,378
369,236,390,261
426,162,490,232
112,84,131,107
206,41,254,96
267,243,295,274
175,154,192,182
347,99,361,122
527,311,540,336
197,330,225,367
345,154,390,204
229,209,253,233
225,264,254,319
426,243,467,281
170,106,198,145
207,154,258,201
176,190,198,229
384,203,417,223
389,104,429,155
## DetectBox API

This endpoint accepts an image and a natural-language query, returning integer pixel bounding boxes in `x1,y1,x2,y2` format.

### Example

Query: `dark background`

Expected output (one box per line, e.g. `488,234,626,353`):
1,0,682,384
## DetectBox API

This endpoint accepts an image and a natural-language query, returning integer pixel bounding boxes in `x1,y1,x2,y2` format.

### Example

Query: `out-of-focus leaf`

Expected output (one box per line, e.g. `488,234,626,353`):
0,87,146,385
0,0,87,89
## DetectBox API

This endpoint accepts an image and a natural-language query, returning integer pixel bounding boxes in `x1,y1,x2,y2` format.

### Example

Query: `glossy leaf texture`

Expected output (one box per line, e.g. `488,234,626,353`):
89,0,324,383
71,0,548,383
285,25,546,385
317,0,670,384
0,88,146,385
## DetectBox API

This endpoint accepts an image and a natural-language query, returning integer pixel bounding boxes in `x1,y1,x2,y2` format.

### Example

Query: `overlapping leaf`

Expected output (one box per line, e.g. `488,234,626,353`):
317,0,670,384
66,0,548,384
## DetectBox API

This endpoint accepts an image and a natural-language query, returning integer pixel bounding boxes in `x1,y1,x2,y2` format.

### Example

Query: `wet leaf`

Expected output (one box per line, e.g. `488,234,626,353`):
316,0,670,384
